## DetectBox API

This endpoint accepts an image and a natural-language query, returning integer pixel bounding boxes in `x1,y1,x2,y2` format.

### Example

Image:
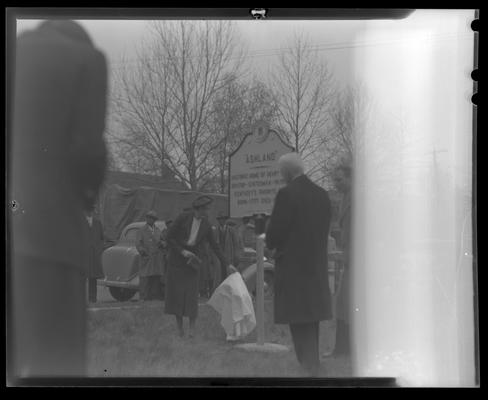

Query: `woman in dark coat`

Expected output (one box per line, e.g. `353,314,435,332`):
164,196,236,338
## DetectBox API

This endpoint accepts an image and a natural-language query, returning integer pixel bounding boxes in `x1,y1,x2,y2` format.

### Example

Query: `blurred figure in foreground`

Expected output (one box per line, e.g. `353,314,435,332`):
85,205,107,304
330,164,353,357
266,153,332,377
9,20,108,378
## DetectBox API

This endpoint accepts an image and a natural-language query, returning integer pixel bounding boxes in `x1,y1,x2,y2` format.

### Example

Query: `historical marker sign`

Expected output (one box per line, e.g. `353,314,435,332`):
229,122,294,218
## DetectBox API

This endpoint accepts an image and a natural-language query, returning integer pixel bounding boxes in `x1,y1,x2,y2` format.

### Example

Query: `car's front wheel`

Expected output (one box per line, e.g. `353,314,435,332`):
109,287,137,302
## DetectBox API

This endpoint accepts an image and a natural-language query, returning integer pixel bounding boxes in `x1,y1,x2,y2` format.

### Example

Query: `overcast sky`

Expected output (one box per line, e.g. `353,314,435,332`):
16,10,475,183
16,11,474,88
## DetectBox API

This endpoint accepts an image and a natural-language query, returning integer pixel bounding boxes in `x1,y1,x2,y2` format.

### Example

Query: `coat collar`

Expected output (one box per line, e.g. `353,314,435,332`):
144,223,159,236
289,173,308,187
183,212,194,238
194,218,207,245
182,211,207,245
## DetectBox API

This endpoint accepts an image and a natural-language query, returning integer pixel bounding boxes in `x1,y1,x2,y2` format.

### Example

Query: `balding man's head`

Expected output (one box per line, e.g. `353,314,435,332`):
278,152,305,184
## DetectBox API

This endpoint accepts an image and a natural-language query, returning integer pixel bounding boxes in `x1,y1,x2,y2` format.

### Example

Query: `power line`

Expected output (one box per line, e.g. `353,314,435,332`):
109,31,472,70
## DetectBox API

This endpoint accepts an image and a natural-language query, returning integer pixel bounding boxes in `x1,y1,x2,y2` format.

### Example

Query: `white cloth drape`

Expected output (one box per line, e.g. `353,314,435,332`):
208,272,256,341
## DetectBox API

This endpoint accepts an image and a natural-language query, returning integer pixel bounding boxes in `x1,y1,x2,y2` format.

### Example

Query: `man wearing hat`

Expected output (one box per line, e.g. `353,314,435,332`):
240,217,257,250
165,195,238,338
136,210,165,301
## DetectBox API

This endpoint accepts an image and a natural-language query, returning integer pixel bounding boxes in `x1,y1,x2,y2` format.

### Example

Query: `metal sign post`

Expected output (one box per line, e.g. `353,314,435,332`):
233,214,288,353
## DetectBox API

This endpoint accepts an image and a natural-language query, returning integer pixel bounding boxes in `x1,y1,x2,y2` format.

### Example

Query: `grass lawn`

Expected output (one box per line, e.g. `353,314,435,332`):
87,299,352,378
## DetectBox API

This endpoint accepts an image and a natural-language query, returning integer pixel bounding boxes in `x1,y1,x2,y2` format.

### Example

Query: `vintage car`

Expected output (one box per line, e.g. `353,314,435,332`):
98,220,167,302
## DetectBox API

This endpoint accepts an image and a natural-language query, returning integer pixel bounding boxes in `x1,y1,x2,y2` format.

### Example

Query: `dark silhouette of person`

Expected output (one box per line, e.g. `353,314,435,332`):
266,153,332,376
9,20,108,378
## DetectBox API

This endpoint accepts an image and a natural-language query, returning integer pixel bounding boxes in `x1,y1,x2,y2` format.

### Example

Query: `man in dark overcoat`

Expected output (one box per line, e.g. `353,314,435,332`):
331,164,352,356
136,210,165,301
164,196,237,338
85,205,107,303
9,20,107,378
266,153,332,376
159,219,173,291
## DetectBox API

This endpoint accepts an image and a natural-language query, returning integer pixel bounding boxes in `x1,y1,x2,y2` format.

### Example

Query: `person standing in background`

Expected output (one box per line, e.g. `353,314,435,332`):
159,219,173,295
240,217,257,250
9,20,108,378
266,153,333,377
330,164,353,357
135,210,165,301
199,225,224,296
85,205,107,304
216,214,244,274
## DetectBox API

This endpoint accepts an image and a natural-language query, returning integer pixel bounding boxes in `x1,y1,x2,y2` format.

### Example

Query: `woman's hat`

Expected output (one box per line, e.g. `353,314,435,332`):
146,210,158,220
192,195,213,209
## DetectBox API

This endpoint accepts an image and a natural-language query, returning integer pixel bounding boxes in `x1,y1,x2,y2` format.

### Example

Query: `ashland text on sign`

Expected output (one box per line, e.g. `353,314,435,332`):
229,127,294,218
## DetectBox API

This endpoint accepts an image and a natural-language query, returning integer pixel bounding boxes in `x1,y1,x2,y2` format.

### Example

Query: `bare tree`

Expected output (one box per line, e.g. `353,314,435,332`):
269,33,336,181
328,83,371,162
325,82,425,196
109,21,245,190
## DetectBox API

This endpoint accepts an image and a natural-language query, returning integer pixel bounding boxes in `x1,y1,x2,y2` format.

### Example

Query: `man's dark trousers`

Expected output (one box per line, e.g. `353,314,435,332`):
289,322,320,376
334,319,351,355
11,254,86,378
